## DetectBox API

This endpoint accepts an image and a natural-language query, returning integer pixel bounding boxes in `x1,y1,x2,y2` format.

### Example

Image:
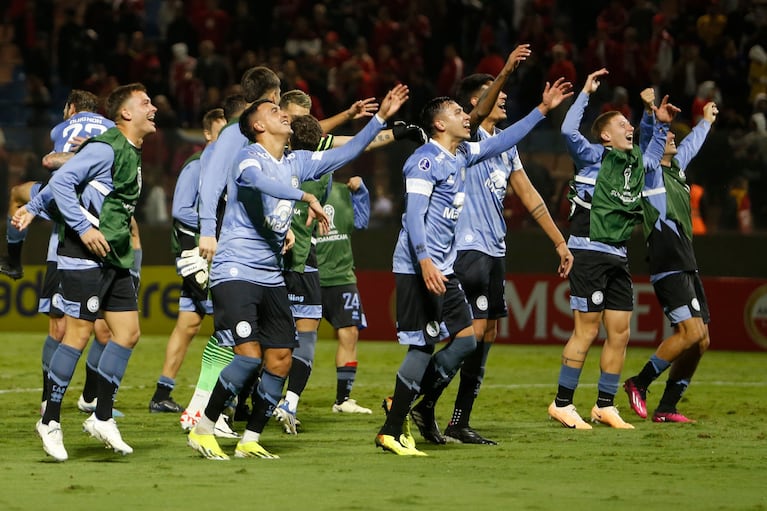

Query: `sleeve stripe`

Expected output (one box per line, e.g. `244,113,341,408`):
406,178,433,196
467,141,481,154
311,151,324,161
239,158,261,171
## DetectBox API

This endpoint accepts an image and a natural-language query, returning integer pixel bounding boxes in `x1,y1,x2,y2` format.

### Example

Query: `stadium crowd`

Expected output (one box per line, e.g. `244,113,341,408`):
1,0,767,231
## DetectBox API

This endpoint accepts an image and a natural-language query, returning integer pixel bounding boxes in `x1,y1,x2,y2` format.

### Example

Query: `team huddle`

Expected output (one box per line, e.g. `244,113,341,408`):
2,46,716,461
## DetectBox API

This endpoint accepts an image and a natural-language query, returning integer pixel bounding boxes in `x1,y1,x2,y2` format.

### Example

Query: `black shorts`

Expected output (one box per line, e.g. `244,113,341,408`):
395,273,473,346
321,284,367,330
454,250,507,320
211,280,298,349
568,249,633,312
653,271,710,325
284,269,322,320
59,267,138,321
38,261,64,318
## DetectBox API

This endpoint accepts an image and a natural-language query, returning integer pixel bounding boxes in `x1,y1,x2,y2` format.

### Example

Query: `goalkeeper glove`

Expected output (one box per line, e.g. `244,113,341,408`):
392,120,428,145
176,248,209,301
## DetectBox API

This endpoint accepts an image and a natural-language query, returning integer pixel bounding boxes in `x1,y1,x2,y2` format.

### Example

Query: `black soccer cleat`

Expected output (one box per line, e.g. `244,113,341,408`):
149,398,183,413
444,424,497,445
0,256,23,280
409,402,446,444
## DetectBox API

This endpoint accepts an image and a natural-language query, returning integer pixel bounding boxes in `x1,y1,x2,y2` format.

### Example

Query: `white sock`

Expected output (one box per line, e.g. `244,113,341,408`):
194,415,216,435
241,429,260,443
285,391,300,412
185,389,211,417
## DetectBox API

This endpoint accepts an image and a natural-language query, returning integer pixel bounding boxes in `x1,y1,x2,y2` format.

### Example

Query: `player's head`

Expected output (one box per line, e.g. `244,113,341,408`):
456,73,507,123
290,114,322,150
420,96,470,140
239,99,290,143
663,129,677,157
64,90,99,119
222,94,248,121
591,110,634,151
105,83,157,135
280,90,312,120
241,66,281,103
202,108,226,143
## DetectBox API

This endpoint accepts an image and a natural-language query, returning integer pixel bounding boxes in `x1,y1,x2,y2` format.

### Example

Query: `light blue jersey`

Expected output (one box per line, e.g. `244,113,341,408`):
392,108,545,275
454,126,523,257
198,123,248,237
210,115,386,287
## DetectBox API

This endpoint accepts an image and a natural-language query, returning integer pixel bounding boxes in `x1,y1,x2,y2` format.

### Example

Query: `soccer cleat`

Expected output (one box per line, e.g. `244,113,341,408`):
82,414,134,455
273,402,299,435
149,397,183,413
381,396,415,446
548,402,593,430
590,405,635,429
214,414,241,438
332,398,372,414
0,256,23,280
180,410,201,432
235,440,280,459
375,434,427,456
410,403,446,444
77,394,125,418
187,427,229,460
36,419,68,461
623,378,648,419
652,410,697,423
443,424,497,445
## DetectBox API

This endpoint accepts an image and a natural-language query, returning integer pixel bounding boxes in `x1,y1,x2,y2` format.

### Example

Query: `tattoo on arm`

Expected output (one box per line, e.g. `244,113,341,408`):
530,202,547,220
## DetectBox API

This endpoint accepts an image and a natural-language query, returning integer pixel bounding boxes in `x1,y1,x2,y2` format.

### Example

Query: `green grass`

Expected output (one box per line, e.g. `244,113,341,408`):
1,332,765,511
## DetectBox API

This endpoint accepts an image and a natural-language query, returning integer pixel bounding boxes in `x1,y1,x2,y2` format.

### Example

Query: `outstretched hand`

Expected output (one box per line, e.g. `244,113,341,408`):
640,88,656,113
703,101,719,124
347,97,379,120
539,77,574,114
377,84,410,121
652,95,681,124
11,205,36,231
583,68,608,95
504,44,532,74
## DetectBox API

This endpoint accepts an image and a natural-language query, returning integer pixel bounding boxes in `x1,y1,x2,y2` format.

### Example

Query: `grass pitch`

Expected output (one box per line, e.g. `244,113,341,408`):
0,332,765,511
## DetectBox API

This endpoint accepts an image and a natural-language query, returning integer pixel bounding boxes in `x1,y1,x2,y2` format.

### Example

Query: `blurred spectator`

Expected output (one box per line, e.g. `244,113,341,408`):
195,39,231,91
596,0,629,40
601,86,634,124
649,13,675,86
696,0,727,59
24,74,50,127
691,81,721,124
671,42,712,120
436,44,464,97
748,44,767,104
191,0,230,52
284,16,321,58
690,182,708,235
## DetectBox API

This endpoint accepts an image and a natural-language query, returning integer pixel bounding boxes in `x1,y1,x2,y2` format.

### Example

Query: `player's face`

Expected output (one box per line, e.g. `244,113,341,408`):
602,114,634,151
125,90,157,137
479,83,508,123
283,102,310,121
663,130,677,156
439,101,471,140
257,102,292,136
206,118,227,143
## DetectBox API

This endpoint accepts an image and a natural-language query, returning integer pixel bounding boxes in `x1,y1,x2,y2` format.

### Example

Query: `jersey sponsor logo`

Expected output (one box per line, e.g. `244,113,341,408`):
291,176,299,188
417,157,431,172
425,320,440,337
288,293,305,303
86,296,100,313
265,200,293,231
476,295,488,311
235,320,252,338
442,206,460,220
486,169,508,201
591,290,604,306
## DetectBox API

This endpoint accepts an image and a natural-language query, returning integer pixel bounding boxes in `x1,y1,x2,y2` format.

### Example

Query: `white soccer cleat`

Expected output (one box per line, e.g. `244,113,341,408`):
83,414,133,455
332,399,373,414
77,394,124,418
213,414,240,439
36,419,68,461
180,409,201,432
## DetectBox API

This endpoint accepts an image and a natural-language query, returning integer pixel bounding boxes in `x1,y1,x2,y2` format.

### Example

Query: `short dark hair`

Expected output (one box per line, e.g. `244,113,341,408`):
280,89,312,111
238,99,275,143
420,96,453,137
456,74,494,113
240,66,280,103
105,83,147,122
65,89,99,114
202,108,225,133
591,110,623,143
290,115,322,150
222,94,248,121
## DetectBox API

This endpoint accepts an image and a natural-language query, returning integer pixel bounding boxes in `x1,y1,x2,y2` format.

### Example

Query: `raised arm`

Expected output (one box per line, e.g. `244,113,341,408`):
319,97,379,133
348,177,370,230
676,101,717,168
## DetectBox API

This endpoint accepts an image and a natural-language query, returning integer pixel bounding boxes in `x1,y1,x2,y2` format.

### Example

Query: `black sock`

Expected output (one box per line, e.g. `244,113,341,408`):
286,358,311,395
7,241,22,266
152,382,172,402
656,379,688,413
380,376,418,437
204,379,236,422
82,364,100,402
237,369,259,413
335,365,356,404
635,361,659,389
554,385,575,407
596,391,614,408
449,342,487,427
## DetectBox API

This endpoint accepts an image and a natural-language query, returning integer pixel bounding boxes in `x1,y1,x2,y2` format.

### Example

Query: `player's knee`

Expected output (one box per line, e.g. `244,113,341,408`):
680,319,706,348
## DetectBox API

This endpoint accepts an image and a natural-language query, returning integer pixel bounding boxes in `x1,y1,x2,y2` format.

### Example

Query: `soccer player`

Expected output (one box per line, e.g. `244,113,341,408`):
439,68,574,445
148,107,227,414
272,90,425,432
15,83,157,461
376,78,573,456
623,90,717,423
547,69,678,430
186,84,410,460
